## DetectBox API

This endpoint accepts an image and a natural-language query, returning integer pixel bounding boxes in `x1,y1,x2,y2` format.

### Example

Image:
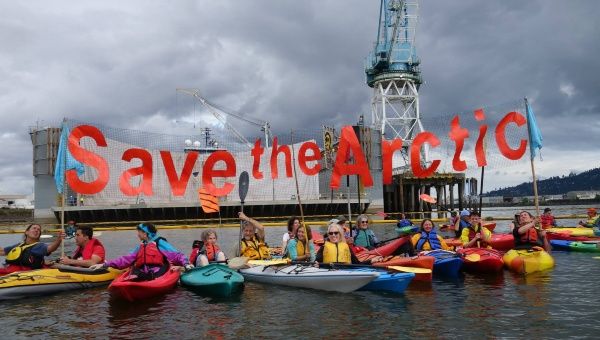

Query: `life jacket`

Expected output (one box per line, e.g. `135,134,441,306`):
415,230,442,251
5,242,45,269
466,225,489,248
134,238,168,268
189,242,222,265
514,227,541,247
295,239,308,257
322,241,352,264
586,215,599,227
540,215,555,229
72,238,104,261
397,219,412,228
354,229,376,249
240,236,271,260
456,219,471,238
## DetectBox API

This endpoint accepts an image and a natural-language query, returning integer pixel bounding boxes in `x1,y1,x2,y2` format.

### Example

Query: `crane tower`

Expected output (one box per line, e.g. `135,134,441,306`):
365,0,423,168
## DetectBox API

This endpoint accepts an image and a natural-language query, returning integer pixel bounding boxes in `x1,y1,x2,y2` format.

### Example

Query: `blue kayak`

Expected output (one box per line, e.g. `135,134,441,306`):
550,239,572,251
350,268,415,294
421,250,463,277
180,264,244,297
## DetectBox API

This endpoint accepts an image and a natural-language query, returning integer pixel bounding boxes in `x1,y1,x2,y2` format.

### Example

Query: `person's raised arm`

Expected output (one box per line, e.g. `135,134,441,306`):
239,212,265,239
46,231,65,254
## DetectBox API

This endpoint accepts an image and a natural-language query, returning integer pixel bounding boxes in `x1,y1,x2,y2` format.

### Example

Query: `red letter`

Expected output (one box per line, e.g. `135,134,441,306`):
67,125,109,194
381,138,403,184
119,148,153,196
270,137,292,179
160,151,198,196
251,139,264,180
448,116,469,171
495,111,527,160
298,141,322,176
410,132,441,178
330,126,373,189
202,151,236,197
474,108,488,167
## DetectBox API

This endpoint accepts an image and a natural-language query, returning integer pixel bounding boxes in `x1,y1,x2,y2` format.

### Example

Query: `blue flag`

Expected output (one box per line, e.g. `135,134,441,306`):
526,102,543,159
54,124,85,193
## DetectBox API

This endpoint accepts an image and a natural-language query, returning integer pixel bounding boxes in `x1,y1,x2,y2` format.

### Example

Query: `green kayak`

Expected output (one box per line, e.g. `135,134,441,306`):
180,264,244,297
569,241,600,253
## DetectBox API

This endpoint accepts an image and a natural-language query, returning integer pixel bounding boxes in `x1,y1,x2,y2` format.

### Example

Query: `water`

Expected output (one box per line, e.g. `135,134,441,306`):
1,205,599,339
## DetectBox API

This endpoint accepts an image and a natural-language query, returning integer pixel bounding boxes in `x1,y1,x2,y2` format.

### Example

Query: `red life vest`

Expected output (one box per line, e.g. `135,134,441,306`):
519,227,538,244
204,243,221,262
134,241,166,268
540,215,554,229
467,226,488,248
72,238,105,261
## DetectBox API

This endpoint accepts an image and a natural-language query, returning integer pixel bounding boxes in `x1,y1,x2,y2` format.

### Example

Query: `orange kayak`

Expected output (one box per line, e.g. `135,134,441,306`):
373,255,435,281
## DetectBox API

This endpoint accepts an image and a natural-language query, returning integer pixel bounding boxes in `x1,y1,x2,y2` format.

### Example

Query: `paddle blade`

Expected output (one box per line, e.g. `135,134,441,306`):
387,266,432,274
227,257,250,269
248,259,290,266
238,171,250,203
419,194,437,204
464,253,481,262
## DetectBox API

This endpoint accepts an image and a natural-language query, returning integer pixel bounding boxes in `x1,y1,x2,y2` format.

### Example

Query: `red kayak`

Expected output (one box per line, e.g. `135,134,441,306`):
457,248,504,273
373,255,435,281
355,237,410,262
109,267,180,301
546,232,600,242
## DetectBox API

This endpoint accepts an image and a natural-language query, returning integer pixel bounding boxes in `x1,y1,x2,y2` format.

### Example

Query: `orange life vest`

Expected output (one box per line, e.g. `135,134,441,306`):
540,215,555,229
134,241,166,268
72,238,104,261
518,227,539,244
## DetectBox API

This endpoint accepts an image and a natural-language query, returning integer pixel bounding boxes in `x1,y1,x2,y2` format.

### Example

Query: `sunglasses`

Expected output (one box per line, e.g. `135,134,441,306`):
328,231,340,236
360,220,368,224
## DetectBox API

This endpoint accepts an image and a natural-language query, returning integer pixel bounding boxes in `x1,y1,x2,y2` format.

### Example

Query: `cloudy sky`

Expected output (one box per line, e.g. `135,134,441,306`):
1,0,598,196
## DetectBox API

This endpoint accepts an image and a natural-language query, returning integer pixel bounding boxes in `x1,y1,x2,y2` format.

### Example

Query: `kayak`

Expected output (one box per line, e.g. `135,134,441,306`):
108,267,180,301
395,225,419,235
503,248,554,275
180,264,244,297
0,264,38,276
457,248,504,273
349,268,415,294
420,250,463,277
546,227,595,237
0,265,121,300
550,240,600,253
439,222,495,232
373,255,435,281
355,236,411,262
239,264,378,293
546,232,599,241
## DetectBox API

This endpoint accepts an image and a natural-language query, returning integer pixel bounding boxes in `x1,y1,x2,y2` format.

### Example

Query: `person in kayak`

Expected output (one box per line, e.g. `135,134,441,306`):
540,208,557,229
239,212,271,260
460,212,492,248
454,209,472,238
578,208,600,228
58,226,105,267
353,214,379,250
316,223,360,264
412,219,452,251
397,213,413,228
281,216,300,257
189,229,226,267
285,225,316,262
509,211,551,252
90,223,191,280
0,223,64,274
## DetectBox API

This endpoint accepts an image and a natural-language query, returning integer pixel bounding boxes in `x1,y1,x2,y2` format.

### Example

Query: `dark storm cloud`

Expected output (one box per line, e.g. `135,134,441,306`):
0,0,598,194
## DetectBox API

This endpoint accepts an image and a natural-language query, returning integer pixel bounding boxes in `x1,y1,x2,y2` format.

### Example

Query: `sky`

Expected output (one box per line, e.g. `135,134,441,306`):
1,0,599,196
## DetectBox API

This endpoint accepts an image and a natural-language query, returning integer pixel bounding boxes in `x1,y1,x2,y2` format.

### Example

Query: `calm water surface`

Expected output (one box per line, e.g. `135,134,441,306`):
1,205,599,339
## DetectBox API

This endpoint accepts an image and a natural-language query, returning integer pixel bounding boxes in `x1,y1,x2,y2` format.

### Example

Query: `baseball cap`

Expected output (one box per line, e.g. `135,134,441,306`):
328,218,340,226
460,209,470,217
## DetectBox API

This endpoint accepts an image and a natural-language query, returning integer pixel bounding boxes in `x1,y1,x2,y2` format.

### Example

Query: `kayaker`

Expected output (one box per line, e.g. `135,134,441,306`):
0,224,64,274
281,216,300,257
460,212,492,248
316,223,360,264
454,209,472,238
65,220,77,238
412,219,452,251
239,212,271,260
353,214,379,250
189,229,226,267
578,208,600,228
285,225,316,262
397,213,413,228
90,223,191,280
509,211,551,252
540,208,557,229
58,226,105,267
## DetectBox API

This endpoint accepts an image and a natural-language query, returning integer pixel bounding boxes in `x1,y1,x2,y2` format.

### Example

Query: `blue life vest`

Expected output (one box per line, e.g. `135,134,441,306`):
416,230,442,251
397,219,412,228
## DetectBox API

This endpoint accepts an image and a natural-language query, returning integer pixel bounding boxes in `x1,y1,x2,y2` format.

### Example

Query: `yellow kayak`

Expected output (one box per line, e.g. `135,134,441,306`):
547,227,595,237
503,248,554,275
0,265,122,300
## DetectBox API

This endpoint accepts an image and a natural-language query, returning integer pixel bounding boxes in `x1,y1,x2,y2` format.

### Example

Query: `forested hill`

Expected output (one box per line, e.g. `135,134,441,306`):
485,167,600,196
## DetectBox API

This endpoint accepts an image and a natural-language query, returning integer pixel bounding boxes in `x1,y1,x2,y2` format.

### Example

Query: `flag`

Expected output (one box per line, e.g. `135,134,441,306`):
199,187,219,213
54,125,85,193
375,211,388,218
526,102,543,159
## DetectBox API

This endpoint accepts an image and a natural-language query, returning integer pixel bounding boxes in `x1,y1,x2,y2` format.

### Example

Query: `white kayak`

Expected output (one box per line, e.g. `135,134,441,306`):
239,264,378,293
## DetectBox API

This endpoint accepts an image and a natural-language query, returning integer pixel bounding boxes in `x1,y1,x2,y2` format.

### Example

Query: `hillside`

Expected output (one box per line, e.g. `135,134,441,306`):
485,167,600,197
